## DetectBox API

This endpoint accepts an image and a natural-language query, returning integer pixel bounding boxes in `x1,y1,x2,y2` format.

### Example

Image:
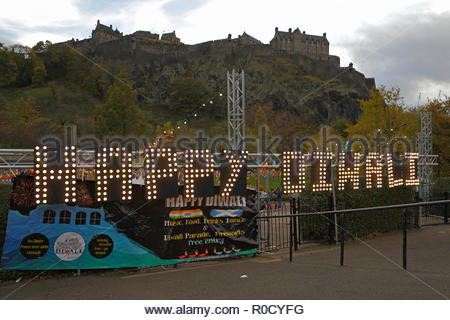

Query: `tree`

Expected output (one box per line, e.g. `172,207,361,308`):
155,121,174,135
346,86,419,143
82,66,107,98
168,78,208,114
13,96,41,126
424,97,450,177
208,120,227,137
330,118,351,139
253,106,268,128
248,105,272,137
206,94,225,119
32,60,48,87
9,45,35,87
0,95,9,111
0,45,48,88
32,40,52,54
244,105,273,152
0,109,36,147
0,46,18,87
94,70,149,137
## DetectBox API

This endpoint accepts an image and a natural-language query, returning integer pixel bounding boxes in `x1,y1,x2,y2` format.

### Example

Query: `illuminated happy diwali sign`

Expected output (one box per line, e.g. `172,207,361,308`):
33,146,419,205
282,151,419,194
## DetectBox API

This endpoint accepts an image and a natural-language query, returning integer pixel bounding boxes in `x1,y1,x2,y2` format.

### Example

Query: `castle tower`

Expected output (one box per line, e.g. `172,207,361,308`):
270,27,329,58
91,20,123,44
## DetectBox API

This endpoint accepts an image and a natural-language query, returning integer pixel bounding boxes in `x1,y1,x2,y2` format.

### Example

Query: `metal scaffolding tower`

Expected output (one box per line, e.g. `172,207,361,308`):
227,70,245,151
416,111,438,206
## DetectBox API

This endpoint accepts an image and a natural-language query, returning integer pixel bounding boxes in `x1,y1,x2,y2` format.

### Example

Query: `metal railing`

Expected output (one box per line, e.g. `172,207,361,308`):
259,199,449,270
420,192,449,226
258,200,291,251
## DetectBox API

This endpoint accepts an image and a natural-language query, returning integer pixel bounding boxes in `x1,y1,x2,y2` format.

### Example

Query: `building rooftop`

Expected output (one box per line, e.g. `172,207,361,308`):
274,27,329,44
94,20,123,36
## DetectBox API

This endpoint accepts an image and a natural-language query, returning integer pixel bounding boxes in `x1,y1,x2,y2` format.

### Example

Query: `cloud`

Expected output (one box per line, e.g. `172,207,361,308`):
0,29,17,46
341,10,450,105
73,0,147,14
160,0,209,29
162,0,208,17
0,17,89,45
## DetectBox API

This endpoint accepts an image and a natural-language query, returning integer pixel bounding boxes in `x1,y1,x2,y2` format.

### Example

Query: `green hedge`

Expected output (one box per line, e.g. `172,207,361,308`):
297,185,416,241
434,177,450,195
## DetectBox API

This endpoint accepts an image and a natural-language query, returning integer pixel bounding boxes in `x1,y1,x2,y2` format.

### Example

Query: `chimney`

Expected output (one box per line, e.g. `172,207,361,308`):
97,20,100,25
289,28,292,33
110,24,112,29
228,33,231,40
303,31,305,34
323,32,327,38
275,27,278,32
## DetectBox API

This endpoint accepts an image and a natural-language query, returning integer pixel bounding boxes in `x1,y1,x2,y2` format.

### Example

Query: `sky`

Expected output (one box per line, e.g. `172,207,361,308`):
1,0,449,105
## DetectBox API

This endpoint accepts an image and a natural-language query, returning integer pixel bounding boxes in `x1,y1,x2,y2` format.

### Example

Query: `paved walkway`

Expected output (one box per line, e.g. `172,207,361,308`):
1,225,449,299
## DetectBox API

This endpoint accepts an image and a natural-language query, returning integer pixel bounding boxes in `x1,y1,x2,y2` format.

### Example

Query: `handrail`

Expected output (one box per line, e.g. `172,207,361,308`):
259,200,450,219
268,198,449,270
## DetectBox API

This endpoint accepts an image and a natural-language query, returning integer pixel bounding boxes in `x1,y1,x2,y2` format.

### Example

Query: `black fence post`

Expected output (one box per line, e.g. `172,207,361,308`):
289,198,293,262
297,197,302,245
444,192,448,224
403,207,408,270
328,194,334,243
293,197,298,251
340,213,345,266
414,193,421,228
267,199,271,249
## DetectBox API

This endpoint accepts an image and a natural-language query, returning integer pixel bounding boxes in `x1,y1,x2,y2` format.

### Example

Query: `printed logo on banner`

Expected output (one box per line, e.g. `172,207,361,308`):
20,233,49,259
54,232,85,261
88,234,114,258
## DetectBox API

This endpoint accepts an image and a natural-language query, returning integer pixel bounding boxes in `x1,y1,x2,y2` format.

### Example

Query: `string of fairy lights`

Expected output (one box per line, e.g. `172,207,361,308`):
162,92,223,136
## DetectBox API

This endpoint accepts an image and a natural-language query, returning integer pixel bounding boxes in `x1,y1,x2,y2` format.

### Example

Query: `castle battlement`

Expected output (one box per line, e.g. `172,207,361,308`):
67,21,337,67
90,20,180,45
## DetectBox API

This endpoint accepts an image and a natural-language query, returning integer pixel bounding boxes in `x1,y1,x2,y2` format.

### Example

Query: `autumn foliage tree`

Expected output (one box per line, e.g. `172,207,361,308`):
31,49,48,87
0,96,44,147
424,97,450,177
13,96,41,126
346,86,419,145
94,70,149,137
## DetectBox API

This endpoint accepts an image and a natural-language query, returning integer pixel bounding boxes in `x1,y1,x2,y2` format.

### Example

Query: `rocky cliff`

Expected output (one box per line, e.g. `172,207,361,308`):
74,37,375,124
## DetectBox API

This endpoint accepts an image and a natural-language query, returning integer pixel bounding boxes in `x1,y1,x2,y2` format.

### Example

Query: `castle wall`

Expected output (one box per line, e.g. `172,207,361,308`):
72,33,341,75
92,30,122,44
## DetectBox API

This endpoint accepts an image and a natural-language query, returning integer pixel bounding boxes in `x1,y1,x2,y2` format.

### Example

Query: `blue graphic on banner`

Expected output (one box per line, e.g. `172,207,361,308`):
0,205,180,269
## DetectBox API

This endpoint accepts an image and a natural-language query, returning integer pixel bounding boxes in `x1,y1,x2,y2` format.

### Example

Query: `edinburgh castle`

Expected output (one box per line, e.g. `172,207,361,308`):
65,20,341,68
60,20,375,123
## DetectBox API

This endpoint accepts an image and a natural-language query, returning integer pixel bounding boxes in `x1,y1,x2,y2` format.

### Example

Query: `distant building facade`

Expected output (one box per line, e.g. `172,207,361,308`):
161,31,180,44
90,21,181,45
270,27,329,58
237,32,262,45
92,20,123,44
